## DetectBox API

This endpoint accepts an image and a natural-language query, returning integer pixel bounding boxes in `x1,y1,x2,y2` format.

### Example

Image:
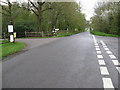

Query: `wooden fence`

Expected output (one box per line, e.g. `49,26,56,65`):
2,30,73,39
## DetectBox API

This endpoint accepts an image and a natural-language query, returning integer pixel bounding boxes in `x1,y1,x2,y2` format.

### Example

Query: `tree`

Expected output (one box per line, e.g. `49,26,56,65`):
26,0,52,32
91,1,119,35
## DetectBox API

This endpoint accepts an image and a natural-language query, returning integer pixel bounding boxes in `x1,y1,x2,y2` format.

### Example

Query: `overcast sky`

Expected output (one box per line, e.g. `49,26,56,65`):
2,0,102,20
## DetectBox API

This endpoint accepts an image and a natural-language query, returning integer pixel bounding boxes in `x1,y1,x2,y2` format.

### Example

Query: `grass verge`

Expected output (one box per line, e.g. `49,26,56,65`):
90,31,119,37
0,41,25,59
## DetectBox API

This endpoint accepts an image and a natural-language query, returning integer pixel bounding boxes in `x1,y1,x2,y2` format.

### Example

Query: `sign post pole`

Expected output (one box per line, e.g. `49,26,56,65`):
8,25,14,43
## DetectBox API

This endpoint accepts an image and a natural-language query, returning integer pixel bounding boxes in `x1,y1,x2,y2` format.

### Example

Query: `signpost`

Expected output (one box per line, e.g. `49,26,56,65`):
8,25,13,33
8,25,16,43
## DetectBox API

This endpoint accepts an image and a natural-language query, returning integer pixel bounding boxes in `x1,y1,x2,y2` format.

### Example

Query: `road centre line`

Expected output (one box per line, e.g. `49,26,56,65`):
100,39,120,75
116,67,120,73
100,40,106,46
95,46,99,48
100,67,109,75
98,60,106,65
93,36,115,89
102,78,114,89
106,51,112,54
103,46,107,48
104,48,109,51
97,55,103,59
95,43,98,46
97,51,102,54
112,60,120,66
96,48,100,51
109,55,116,59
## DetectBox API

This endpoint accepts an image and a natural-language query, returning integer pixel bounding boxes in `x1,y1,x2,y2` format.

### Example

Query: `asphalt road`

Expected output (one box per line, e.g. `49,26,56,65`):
2,32,119,89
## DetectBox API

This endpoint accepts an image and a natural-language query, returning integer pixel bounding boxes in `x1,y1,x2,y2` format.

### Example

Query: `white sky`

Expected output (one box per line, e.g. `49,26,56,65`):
2,0,102,20
78,0,99,20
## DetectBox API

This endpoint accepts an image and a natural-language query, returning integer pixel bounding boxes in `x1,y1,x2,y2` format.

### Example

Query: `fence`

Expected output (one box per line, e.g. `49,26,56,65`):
2,30,77,39
2,31,53,39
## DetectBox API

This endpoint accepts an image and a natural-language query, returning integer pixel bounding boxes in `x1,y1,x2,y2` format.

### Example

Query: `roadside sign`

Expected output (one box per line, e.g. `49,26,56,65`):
10,35,14,42
8,25,13,32
14,32,16,38
55,29,59,31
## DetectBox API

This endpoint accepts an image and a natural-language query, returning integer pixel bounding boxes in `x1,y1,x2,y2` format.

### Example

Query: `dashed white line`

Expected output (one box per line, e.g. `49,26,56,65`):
97,55,103,59
104,48,109,51
100,67,109,75
100,40,106,46
103,46,107,48
98,60,106,65
96,48,100,50
116,67,120,73
95,46,99,48
112,60,120,66
95,43,98,46
102,78,114,88
106,51,112,54
96,50,101,53
109,55,116,59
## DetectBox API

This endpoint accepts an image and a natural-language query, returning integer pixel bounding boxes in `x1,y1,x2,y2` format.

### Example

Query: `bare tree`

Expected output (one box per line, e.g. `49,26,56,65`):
27,0,52,32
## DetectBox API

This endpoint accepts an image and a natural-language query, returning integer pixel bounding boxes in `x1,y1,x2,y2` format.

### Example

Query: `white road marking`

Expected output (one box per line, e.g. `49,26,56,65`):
104,48,109,51
116,67,120,73
100,67,109,75
95,46,99,48
97,51,102,54
100,40,106,46
112,60,120,65
97,55,103,59
96,48,100,50
106,51,112,54
109,55,116,59
95,43,98,46
103,46,107,48
102,78,114,88
98,60,106,65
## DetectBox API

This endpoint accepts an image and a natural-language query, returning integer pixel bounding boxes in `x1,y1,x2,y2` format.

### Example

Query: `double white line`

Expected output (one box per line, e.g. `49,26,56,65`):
92,35,114,89
100,40,120,73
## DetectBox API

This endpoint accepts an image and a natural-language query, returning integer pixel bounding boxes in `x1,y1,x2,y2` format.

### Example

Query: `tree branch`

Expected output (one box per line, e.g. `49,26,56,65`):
29,0,38,10
31,9,38,16
41,8,52,13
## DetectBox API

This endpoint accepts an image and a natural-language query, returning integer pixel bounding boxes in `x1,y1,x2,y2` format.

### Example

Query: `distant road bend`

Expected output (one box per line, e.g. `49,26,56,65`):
3,32,119,89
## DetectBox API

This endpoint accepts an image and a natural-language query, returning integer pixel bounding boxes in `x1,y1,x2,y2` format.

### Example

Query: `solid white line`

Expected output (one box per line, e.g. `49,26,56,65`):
116,67,120,73
104,48,109,51
100,67,109,75
102,78,114,88
98,60,106,65
106,51,112,54
109,55,116,59
97,51,102,54
112,60,120,65
96,48,100,50
97,55,103,59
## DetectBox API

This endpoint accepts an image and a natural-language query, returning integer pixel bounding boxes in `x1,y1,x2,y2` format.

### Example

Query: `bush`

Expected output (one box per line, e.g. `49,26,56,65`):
14,22,35,37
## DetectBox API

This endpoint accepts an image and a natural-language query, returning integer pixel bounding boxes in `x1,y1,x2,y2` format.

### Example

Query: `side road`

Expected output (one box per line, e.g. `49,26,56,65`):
16,38,59,50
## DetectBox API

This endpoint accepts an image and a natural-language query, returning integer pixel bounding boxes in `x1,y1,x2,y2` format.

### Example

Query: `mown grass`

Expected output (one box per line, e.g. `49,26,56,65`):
90,31,119,37
0,40,9,44
0,41,25,59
